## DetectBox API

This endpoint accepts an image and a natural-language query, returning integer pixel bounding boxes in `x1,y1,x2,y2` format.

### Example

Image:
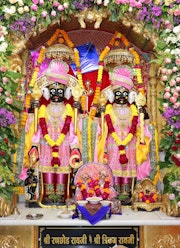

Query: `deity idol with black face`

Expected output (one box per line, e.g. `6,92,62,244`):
49,82,66,103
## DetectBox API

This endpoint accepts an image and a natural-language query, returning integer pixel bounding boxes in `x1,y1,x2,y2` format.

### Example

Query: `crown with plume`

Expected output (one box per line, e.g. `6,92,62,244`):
110,65,134,91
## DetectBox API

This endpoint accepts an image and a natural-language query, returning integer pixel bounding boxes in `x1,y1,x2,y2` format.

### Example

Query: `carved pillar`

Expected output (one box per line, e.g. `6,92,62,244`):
148,59,158,123
148,58,164,145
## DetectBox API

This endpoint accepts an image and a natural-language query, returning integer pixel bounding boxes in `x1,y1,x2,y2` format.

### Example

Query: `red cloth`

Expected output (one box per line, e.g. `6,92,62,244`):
82,69,110,111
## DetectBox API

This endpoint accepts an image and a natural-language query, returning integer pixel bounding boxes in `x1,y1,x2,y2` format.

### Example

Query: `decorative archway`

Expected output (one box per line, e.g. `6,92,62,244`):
0,2,179,212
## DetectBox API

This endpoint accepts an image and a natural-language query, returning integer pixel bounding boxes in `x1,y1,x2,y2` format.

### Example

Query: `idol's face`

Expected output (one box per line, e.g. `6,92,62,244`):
113,87,129,105
49,82,65,103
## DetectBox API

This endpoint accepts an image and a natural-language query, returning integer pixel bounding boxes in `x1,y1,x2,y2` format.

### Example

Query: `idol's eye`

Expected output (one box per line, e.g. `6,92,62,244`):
50,89,56,94
123,91,128,97
57,89,64,94
115,91,121,96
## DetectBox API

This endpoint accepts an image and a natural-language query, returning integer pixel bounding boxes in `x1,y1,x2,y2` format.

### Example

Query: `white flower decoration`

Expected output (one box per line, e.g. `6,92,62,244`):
0,41,8,52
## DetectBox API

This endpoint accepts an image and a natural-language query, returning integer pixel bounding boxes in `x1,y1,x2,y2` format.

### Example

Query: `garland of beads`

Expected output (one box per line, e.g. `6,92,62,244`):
38,103,73,168
105,104,138,164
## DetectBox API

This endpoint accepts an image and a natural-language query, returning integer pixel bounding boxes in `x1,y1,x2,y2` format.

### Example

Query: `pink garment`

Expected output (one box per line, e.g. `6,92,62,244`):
18,167,28,180
106,104,152,180
32,103,79,173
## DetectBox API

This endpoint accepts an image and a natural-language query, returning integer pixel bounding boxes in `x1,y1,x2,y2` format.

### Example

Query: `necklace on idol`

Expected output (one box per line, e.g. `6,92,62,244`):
105,103,138,165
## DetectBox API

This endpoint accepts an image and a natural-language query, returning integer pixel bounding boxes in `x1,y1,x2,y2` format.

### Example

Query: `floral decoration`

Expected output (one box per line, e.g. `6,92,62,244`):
0,67,21,202
0,0,179,209
77,177,110,200
162,165,180,208
138,191,158,204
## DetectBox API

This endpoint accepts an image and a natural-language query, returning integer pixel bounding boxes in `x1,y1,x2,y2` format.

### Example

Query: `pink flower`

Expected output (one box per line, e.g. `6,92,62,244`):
5,91,10,96
176,154,180,160
31,16,36,22
163,103,169,109
135,1,142,9
169,193,175,200
169,79,176,86
32,0,39,4
53,1,59,7
164,20,170,27
31,4,38,11
174,102,180,109
41,11,47,18
170,96,177,103
173,92,179,98
5,97,13,104
168,9,173,15
174,9,180,16
165,86,170,92
39,0,44,4
2,77,8,83
166,69,172,75
175,86,180,92
0,66,6,72
161,75,168,81
172,67,178,72
58,5,64,11
176,77,180,83
176,58,180,65
161,68,166,74
51,10,56,16
164,92,171,99
164,58,171,64
0,87,3,93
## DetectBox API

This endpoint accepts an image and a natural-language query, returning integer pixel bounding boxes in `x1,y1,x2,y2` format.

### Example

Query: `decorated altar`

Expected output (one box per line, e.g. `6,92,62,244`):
0,1,180,248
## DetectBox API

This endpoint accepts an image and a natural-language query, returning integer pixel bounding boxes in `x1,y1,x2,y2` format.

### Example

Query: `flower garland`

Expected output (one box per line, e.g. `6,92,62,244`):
38,103,73,168
105,104,138,164
121,34,146,144
138,191,158,204
30,29,61,88
90,31,121,119
121,34,143,89
21,29,61,127
58,29,121,117
77,177,110,200
58,30,87,111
